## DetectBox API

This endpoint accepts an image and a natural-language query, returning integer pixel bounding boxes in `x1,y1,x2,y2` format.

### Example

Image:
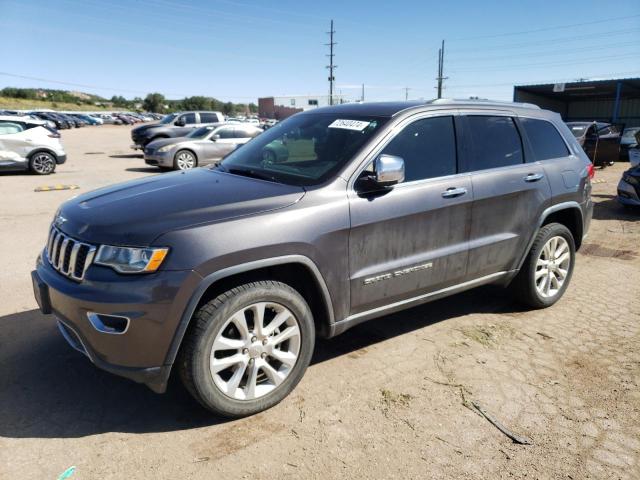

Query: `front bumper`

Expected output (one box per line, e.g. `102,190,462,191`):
32,252,202,392
144,150,174,167
617,178,640,206
56,153,67,165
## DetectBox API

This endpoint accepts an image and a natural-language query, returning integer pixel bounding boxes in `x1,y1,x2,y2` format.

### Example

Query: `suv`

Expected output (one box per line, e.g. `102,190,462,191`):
130,111,225,149
0,115,67,174
32,100,593,417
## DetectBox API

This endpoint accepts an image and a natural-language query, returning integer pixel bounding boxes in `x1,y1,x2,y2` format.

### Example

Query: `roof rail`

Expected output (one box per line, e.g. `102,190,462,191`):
426,98,541,109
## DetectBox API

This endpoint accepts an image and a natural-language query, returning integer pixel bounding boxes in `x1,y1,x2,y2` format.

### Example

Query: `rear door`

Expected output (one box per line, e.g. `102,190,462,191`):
0,121,29,167
348,114,473,315
460,113,552,279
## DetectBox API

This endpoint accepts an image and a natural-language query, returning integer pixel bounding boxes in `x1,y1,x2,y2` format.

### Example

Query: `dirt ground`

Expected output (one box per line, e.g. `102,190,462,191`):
0,125,638,479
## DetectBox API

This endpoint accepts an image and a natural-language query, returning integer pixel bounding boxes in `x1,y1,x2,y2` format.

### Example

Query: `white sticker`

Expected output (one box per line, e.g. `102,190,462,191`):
328,119,371,131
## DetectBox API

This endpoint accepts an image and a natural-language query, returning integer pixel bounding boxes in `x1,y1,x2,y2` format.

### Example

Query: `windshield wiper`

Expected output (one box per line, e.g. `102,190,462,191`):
224,167,281,183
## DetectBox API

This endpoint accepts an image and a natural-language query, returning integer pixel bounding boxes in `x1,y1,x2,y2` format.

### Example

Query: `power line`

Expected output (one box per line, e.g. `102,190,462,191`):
0,72,261,100
326,19,337,106
448,53,640,73
446,28,639,54
448,13,640,41
447,41,639,63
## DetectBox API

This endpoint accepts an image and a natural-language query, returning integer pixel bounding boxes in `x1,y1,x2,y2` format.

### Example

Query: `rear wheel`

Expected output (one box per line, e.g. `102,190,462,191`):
178,281,315,417
29,152,56,175
511,223,575,308
174,150,197,170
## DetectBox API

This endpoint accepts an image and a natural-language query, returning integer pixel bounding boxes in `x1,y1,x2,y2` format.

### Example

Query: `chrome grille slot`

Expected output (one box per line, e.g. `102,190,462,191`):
46,226,97,281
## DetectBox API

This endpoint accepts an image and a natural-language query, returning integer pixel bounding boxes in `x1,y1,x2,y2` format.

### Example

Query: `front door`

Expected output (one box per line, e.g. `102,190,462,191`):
348,115,473,316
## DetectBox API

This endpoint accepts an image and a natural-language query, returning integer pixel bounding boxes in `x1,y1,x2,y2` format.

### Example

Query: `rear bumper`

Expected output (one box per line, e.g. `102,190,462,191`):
56,154,67,165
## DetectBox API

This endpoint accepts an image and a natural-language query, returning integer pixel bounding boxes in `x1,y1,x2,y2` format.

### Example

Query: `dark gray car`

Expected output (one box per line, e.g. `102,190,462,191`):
131,111,225,148
32,99,593,417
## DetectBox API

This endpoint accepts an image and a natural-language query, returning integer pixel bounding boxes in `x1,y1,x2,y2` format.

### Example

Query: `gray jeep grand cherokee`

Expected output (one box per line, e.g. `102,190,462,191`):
32,99,593,417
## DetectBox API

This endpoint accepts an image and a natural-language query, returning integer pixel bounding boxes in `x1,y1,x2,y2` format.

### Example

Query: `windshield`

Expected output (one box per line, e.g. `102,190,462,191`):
218,113,388,186
187,125,216,139
159,113,177,125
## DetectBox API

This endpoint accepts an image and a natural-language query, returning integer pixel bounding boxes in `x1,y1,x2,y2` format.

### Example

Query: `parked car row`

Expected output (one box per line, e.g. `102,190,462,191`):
0,110,160,130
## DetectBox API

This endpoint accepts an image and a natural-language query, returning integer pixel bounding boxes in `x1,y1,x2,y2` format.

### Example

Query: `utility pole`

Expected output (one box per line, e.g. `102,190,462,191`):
436,39,448,99
361,83,365,102
403,86,411,101
325,20,337,106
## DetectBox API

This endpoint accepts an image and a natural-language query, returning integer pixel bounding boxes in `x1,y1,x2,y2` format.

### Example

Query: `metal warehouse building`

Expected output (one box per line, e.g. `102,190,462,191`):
514,77,640,127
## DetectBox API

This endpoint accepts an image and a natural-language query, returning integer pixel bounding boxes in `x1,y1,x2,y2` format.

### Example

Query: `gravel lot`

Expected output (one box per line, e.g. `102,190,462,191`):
0,125,638,479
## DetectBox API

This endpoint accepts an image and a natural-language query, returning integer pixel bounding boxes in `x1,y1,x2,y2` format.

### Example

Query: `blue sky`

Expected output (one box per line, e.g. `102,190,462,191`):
1,0,639,103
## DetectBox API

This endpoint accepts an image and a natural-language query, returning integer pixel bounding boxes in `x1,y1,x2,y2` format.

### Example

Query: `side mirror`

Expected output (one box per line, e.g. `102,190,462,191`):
175,118,186,126
373,154,405,186
212,134,220,141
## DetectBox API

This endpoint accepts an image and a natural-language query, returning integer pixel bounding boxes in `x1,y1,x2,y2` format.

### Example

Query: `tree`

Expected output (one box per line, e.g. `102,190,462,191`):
181,96,211,111
111,95,128,107
222,101,234,115
142,93,165,112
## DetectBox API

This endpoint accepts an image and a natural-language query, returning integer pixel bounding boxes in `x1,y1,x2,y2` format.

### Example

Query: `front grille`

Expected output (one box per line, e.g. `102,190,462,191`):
46,226,97,281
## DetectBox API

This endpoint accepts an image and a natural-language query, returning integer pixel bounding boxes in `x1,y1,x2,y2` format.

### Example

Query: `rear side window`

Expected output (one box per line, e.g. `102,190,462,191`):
520,118,570,161
217,128,236,139
0,121,24,135
237,127,260,138
200,112,219,123
466,116,523,170
381,116,457,182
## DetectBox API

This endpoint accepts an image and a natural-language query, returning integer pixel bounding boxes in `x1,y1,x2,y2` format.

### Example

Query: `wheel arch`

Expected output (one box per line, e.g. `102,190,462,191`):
174,148,198,165
29,147,59,162
515,202,584,271
164,255,334,371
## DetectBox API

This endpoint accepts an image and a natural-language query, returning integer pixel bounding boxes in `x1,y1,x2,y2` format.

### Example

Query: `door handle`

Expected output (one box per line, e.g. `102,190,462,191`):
524,173,544,182
441,187,467,198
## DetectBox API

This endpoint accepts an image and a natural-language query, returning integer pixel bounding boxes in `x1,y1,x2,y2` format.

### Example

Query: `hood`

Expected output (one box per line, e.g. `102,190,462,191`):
132,122,162,135
146,136,192,150
57,169,305,246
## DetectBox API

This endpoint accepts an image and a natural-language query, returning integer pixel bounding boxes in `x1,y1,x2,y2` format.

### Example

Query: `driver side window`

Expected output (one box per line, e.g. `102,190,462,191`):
380,116,457,182
180,113,196,125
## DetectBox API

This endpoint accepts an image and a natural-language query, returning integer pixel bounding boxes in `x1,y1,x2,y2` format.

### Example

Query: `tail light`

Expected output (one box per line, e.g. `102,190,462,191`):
587,163,595,180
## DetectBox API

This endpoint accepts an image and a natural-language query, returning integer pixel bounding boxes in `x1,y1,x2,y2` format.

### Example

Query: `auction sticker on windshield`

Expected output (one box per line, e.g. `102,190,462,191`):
328,119,371,131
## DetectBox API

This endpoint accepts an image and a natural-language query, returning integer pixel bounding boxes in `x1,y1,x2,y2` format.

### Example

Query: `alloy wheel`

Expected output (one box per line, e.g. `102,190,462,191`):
535,236,571,298
31,153,55,174
209,302,301,400
176,151,196,170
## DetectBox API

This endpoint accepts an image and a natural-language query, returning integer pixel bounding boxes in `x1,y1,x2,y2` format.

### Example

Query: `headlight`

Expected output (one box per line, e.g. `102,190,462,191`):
94,245,169,273
157,145,175,153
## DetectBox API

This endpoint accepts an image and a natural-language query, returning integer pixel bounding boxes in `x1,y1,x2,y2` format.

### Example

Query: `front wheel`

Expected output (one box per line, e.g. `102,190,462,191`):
29,151,57,175
511,223,575,309
174,150,197,170
178,281,315,417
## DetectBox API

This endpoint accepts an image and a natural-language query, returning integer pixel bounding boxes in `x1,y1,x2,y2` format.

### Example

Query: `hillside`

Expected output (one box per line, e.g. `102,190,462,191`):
0,96,112,111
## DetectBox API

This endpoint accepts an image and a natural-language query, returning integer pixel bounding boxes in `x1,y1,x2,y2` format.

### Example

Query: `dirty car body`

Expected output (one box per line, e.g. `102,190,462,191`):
33,100,593,414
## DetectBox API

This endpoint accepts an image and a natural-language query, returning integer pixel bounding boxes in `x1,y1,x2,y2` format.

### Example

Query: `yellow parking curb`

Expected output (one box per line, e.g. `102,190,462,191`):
34,185,80,192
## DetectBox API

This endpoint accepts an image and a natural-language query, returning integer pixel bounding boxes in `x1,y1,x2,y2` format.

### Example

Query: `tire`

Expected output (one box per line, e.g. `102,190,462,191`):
29,151,57,175
178,280,315,417
174,150,197,170
511,223,575,309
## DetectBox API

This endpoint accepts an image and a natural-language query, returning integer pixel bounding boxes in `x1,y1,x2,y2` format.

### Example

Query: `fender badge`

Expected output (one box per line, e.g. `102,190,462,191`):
364,262,433,285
